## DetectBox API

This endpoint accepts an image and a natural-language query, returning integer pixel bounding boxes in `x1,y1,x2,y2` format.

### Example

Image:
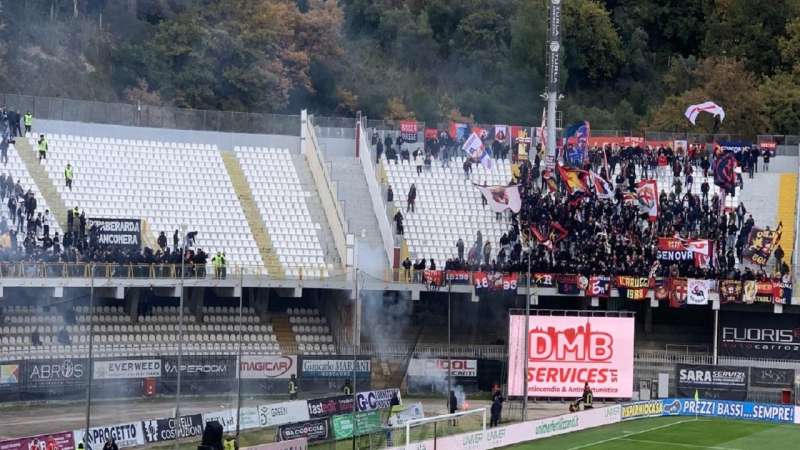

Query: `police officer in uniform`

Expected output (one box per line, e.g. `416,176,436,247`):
288,374,298,400
37,134,47,162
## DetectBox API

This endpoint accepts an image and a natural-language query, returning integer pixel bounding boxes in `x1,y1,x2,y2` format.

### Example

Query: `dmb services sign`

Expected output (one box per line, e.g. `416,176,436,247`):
507,315,634,398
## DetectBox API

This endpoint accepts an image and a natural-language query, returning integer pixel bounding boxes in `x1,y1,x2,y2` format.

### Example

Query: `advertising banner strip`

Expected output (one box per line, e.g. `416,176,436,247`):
73,421,145,449
749,368,795,388
620,401,665,420
300,357,371,379
162,355,237,381
661,398,795,424
202,407,260,433
718,312,800,360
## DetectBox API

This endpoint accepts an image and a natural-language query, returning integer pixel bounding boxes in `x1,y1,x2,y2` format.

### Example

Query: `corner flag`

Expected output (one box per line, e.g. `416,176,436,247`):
694,389,699,402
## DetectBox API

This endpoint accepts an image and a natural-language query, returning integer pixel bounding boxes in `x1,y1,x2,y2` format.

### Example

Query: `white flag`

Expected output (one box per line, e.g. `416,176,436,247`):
687,279,710,305
475,184,522,213
462,132,493,169
684,101,725,125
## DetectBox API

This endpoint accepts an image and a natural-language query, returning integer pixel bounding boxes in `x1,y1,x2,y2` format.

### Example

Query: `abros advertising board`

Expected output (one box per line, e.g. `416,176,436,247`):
507,315,634,398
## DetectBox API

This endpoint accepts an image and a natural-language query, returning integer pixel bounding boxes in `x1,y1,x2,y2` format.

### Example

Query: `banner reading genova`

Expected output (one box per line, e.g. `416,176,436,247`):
507,315,634,398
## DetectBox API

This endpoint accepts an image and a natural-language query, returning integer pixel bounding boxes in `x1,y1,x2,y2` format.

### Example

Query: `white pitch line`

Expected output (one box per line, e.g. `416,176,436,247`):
566,418,703,450
620,438,742,450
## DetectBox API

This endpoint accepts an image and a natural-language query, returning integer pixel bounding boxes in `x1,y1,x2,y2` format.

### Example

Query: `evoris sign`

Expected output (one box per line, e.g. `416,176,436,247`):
507,316,634,398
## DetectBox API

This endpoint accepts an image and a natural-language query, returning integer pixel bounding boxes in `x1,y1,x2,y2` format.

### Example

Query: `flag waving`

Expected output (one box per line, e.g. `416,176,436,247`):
558,165,589,194
635,179,659,221
685,101,725,125
590,171,614,199
463,132,493,169
474,184,522,213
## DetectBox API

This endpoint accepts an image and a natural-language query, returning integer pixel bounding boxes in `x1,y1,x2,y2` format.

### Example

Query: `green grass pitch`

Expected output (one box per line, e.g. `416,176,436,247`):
507,416,800,449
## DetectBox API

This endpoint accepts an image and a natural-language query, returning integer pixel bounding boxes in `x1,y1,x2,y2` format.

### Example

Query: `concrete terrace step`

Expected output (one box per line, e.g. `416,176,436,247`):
220,150,283,276
292,153,341,267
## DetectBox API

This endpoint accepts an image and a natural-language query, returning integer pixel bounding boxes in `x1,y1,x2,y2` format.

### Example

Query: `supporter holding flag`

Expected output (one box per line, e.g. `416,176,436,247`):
590,171,614,199
462,132,493,169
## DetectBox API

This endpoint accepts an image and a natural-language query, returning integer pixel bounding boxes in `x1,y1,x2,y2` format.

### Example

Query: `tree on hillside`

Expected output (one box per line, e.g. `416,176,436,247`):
647,58,768,137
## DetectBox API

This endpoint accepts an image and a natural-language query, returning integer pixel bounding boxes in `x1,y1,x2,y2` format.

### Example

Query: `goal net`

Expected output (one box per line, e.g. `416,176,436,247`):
399,408,487,448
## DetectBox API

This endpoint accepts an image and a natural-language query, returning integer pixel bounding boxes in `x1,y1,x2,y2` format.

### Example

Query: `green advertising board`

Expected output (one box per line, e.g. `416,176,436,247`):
331,411,383,439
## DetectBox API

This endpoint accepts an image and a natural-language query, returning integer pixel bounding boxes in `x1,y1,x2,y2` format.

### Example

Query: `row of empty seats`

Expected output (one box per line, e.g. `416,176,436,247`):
383,156,512,263
235,147,331,277
287,307,336,355
31,133,263,268
0,343,281,361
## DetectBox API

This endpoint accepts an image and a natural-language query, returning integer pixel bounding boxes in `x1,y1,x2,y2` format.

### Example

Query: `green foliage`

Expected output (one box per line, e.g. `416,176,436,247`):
1,0,800,137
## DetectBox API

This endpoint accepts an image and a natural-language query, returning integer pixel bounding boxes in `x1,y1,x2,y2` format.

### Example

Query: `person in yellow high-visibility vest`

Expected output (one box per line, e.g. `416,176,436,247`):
23,112,32,136
37,134,47,162
64,163,74,191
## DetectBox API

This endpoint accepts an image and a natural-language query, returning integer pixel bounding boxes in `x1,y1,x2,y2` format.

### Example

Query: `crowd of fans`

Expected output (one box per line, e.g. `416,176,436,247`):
381,128,784,283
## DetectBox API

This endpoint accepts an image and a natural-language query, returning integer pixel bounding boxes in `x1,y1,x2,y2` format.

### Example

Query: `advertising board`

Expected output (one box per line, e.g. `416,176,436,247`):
257,401,310,428
73,422,144,449
141,415,204,443
749,367,795,388
718,312,800,360
355,388,401,412
240,356,297,379
24,359,88,388
620,400,664,420
93,359,161,380
202,407,260,433
277,419,329,443
300,357,370,379
330,411,382,439
661,398,794,423
676,364,748,400
1,432,75,450
162,355,236,380
507,315,634,398
407,359,477,378
241,440,308,450
306,395,354,419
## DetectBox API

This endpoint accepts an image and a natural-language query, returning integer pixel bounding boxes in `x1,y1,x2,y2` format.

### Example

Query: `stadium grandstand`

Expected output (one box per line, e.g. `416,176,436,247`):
0,91,797,450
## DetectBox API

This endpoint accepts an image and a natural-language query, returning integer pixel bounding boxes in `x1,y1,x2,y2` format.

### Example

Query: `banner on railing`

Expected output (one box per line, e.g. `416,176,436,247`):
2,432,75,450
24,359,88,388
306,395,354,419
676,364,747,400
258,401,311,428
662,398,794,423
300,357,370,379
474,272,518,297
330,411,382,439
202,407,260,433
277,419,329,443
74,421,145,449
87,218,141,250
141,414,204,443
242,439,308,450
355,388,401,411
407,358,477,378
620,400,664,420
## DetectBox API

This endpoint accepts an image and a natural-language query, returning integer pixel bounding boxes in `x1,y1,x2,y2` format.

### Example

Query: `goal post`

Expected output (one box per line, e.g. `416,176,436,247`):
403,407,487,448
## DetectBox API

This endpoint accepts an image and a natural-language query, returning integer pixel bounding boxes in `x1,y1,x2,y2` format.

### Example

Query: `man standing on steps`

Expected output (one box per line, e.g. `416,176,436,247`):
65,163,74,191
0,125,10,165
37,134,48,162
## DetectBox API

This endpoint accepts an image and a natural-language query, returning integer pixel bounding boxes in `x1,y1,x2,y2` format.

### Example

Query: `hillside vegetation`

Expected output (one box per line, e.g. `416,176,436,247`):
1,0,799,135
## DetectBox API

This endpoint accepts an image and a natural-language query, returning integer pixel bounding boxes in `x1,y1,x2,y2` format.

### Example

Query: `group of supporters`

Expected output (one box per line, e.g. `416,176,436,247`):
383,125,784,284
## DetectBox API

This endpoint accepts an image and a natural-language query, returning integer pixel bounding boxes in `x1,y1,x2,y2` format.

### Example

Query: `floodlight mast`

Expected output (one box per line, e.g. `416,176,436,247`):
546,0,562,163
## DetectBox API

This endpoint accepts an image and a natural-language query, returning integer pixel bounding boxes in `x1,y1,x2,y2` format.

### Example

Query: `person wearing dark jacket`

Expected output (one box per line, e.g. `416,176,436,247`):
157,231,167,250
387,185,394,203
407,183,417,213
449,391,459,425
490,390,504,427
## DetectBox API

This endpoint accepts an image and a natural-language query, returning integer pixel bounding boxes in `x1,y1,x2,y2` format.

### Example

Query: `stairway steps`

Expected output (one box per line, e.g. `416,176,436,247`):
15,139,68,231
271,314,296,354
220,151,284,276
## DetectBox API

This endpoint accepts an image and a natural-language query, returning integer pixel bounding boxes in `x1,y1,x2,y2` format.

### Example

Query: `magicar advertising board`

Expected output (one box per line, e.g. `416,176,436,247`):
507,315,634,398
